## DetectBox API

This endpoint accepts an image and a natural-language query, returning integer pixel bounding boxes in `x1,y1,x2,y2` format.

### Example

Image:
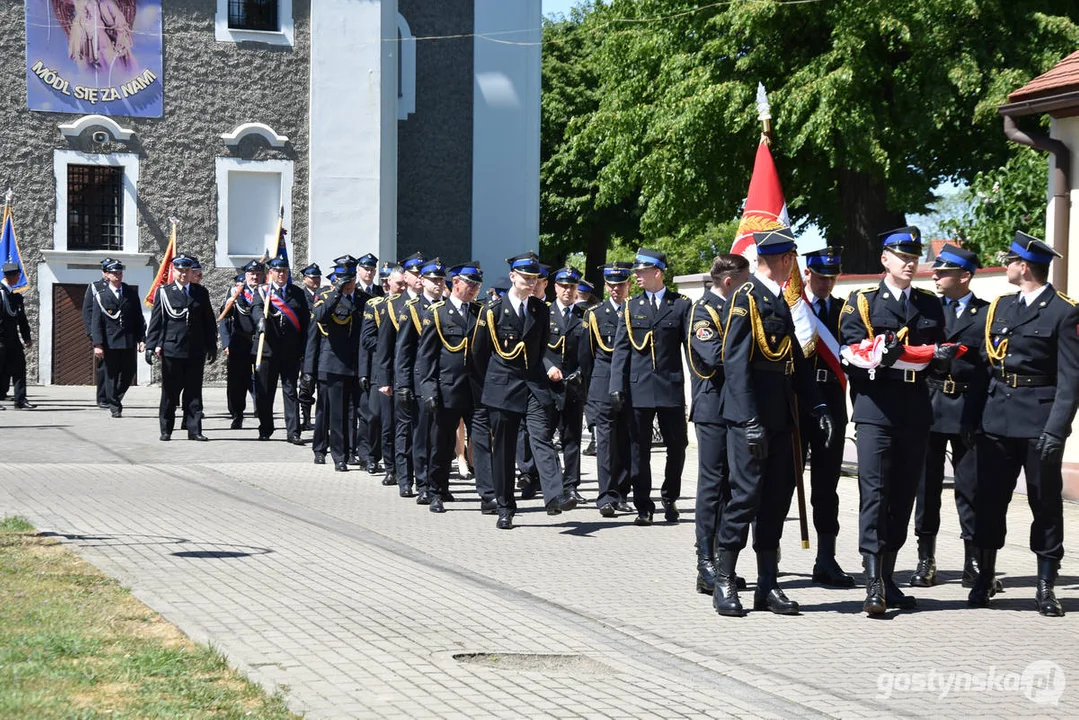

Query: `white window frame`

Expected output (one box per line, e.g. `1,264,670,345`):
53,150,139,254
215,157,294,268
215,0,294,47
397,13,416,120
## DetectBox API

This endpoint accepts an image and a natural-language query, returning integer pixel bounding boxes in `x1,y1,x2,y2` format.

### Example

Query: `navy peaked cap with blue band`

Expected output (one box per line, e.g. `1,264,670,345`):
268,256,289,269
880,225,922,256
449,262,483,282
553,266,581,284
803,246,842,276
379,261,393,279
420,258,446,279
357,253,378,268
753,227,798,255
99,257,116,270
401,252,426,272
334,254,358,267
577,279,595,295
172,254,196,269
242,260,264,273
507,251,541,276
932,244,979,273
103,259,125,273
1006,232,1060,265
234,273,245,283
302,263,322,277
538,264,551,279
633,248,667,270
601,262,633,283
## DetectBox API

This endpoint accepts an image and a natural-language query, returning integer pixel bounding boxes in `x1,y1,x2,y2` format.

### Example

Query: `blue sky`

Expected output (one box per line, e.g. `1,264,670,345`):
543,0,581,18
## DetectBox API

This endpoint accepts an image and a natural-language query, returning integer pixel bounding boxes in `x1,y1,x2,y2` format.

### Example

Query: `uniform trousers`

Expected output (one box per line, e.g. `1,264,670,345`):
1,345,29,404
590,400,631,507
349,379,367,461
359,384,380,464
255,354,300,438
628,406,687,515
490,396,565,510
319,373,355,465
414,401,432,494
312,389,328,455
94,354,107,405
973,433,1064,560
159,355,204,436
915,432,976,540
394,394,415,491
430,406,473,499
694,422,730,556
554,394,584,488
471,406,495,503
225,343,253,420
371,391,394,468
855,422,928,555
717,424,794,552
799,408,844,537
101,348,136,412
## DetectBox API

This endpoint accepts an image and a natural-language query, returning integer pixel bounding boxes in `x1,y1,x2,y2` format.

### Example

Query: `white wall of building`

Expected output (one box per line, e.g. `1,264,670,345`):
471,0,542,279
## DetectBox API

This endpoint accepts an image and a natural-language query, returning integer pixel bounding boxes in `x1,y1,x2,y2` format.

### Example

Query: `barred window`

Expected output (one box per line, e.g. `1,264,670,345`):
228,0,278,31
67,165,123,251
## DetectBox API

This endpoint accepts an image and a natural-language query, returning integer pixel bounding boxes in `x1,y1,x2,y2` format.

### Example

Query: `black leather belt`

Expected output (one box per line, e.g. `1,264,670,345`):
872,367,925,383
752,360,794,375
815,368,840,384
927,377,969,395
996,370,1054,388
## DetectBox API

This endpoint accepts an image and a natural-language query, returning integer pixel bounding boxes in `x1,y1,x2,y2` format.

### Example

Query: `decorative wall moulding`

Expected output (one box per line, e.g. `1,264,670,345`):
221,122,289,149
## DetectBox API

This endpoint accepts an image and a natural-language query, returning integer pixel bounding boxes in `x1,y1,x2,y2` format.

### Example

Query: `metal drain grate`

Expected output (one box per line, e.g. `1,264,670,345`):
453,653,611,676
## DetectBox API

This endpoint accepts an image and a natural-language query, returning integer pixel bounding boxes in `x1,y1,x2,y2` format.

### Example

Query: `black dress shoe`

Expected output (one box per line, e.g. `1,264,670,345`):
313,453,326,465
188,434,209,442
98,402,110,409
634,512,653,527
381,475,396,486
110,410,122,418
754,587,800,615
909,556,937,587
366,462,381,474
334,462,349,472
480,498,498,514
599,503,616,518
545,499,562,516
616,501,633,513
662,500,680,523
399,486,416,498
416,491,432,505
159,433,171,442
582,439,596,456
812,557,857,588
258,433,270,441
519,474,540,500
347,455,362,466
230,417,243,430
558,494,578,512
443,492,456,502
287,435,304,445
14,401,37,409
429,496,446,513
570,489,587,504
496,512,514,530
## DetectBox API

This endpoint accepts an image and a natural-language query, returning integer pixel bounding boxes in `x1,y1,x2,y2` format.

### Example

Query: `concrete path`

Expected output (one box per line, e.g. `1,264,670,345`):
0,385,1075,718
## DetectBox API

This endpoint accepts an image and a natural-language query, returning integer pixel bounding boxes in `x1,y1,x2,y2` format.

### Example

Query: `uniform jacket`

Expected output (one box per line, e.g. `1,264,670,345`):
608,289,692,408
219,285,258,352
546,300,586,400
358,295,390,381
687,290,726,424
417,298,482,410
981,286,1079,439
90,282,146,350
82,278,107,337
0,283,32,348
303,285,323,313
472,294,559,412
146,282,217,359
578,299,622,408
251,283,310,361
393,294,436,392
839,280,946,427
804,293,849,429
357,282,385,299
312,288,368,377
375,292,415,388
302,286,332,376
928,294,989,435
719,276,820,429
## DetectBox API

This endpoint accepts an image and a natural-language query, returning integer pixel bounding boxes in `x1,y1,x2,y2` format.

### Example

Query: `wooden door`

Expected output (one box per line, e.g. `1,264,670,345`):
52,283,93,385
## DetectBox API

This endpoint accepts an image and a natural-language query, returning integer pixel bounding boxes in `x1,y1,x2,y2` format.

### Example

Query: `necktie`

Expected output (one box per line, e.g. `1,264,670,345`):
651,294,659,313
898,291,907,313
815,299,827,324
564,306,571,321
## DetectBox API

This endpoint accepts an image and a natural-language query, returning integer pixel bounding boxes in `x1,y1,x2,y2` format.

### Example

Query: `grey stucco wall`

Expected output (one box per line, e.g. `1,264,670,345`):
396,0,474,267
0,0,310,383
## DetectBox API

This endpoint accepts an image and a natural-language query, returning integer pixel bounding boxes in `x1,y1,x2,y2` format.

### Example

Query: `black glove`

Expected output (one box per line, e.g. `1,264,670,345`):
144,348,154,366
358,376,370,393
424,395,439,413
878,331,902,368
206,349,217,364
933,343,961,361
395,387,414,404
563,369,583,388
256,318,266,334
960,426,977,450
609,391,625,414
810,404,836,448
1036,432,1064,463
745,418,768,461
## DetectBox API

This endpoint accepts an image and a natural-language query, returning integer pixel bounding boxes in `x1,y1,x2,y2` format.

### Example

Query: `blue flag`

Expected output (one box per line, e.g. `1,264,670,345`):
0,207,27,292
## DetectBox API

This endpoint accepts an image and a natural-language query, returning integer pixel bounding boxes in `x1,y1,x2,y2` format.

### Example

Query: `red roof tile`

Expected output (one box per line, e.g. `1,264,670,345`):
1009,50,1079,102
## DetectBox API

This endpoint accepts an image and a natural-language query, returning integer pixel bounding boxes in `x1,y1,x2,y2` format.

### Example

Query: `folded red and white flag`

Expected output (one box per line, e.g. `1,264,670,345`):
841,336,966,371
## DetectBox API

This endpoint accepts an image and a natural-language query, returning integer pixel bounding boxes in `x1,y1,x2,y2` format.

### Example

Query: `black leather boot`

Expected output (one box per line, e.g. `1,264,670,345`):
812,534,855,587
963,540,1003,593
909,535,937,587
696,554,717,595
863,553,886,616
882,551,917,609
300,405,313,432
967,547,996,607
1036,557,1065,617
712,550,744,617
753,550,799,615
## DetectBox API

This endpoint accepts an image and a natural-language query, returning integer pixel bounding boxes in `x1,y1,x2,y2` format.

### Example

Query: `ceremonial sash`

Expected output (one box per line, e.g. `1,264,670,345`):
268,291,301,332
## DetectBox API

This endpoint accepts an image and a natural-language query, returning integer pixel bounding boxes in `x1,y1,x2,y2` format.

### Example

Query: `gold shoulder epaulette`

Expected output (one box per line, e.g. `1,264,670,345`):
387,292,400,301
1057,291,1078,307
736,282,754,294
915,287,935,295
369,296,386,306
430,300,446,309
404,296,419,306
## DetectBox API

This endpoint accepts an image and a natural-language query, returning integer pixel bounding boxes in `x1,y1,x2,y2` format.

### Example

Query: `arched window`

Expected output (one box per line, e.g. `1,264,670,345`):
397,13,416,119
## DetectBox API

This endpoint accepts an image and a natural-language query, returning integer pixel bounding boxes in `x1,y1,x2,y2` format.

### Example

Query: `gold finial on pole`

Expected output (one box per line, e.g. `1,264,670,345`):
756,82,773,143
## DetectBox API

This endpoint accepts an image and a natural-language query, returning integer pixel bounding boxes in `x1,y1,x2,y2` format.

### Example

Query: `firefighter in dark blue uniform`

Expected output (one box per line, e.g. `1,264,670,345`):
839,226,950,616
799,247,855,587
220,260,263,429
89,259,146,418
547,266,587,502
351,253,383,466
297,263,323,433
970,233,1079,616
361,264,405,485
82,258,113,408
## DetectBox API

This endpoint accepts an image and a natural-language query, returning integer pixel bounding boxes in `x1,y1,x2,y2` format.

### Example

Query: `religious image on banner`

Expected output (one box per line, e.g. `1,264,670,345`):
25,0,163,118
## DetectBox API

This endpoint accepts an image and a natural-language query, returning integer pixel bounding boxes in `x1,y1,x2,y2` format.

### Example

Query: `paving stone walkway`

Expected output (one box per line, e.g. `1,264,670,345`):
0,385,1076,718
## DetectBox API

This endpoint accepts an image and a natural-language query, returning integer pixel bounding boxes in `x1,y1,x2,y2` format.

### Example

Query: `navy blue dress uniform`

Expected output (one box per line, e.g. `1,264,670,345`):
82,258,114,407
312,260,370,471
471,252,577,529
331,254,371,466
352,253,382,464
376,252,426,494
839,226,947,615
219,259,262,429
251,258,310,443
304,281,334,463
910,245,988,589
146,255,218,440
547,266,588,500
515,263,552,493
394,259,444,503
417,262,488,514
798,248,854,588
0,263,33,408
361,290,395,483
713,229,831,617
608,248,691,525
580,263,633,513
356,253,385,298
89,260,146,417
298,263,323,432
970,234,1079,616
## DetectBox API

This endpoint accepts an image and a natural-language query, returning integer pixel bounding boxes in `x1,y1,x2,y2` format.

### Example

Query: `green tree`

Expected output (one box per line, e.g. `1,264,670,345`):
569,0,1079,272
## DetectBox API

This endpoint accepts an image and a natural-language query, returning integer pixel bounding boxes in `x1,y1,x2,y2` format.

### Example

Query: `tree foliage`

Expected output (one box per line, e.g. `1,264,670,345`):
541,0,1079,273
